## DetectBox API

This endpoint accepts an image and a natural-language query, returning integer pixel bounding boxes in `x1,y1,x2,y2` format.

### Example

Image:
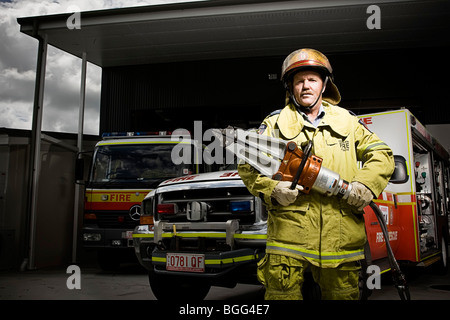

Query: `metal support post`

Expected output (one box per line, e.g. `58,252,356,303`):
72,52,87,263
25,33,48,270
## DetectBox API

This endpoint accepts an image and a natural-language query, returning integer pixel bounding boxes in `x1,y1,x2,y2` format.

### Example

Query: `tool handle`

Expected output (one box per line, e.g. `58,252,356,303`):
290,141,313,190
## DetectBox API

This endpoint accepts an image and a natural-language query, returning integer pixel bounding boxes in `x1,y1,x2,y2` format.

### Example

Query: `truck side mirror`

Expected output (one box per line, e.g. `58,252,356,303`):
390,155,409,184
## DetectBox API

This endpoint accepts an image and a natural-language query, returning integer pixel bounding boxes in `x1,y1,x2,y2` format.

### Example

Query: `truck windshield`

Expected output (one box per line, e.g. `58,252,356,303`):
90,143,196,186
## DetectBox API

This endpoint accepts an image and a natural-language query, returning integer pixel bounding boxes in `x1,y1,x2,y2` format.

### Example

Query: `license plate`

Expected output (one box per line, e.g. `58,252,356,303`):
166,253,205,273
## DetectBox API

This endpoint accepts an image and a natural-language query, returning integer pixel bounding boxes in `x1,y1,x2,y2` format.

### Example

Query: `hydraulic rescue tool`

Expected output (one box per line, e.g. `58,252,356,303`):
212,127,411,300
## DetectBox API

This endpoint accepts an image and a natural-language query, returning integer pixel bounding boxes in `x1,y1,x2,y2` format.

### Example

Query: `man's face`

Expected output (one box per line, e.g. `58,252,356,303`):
292,70,324,108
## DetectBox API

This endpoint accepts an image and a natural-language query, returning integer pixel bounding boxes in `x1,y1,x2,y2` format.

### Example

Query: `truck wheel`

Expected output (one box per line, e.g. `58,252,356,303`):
148,269,211,300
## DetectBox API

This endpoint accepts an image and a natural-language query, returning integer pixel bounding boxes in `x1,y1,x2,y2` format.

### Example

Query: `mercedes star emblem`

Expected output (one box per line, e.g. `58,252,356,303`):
129,204,141,221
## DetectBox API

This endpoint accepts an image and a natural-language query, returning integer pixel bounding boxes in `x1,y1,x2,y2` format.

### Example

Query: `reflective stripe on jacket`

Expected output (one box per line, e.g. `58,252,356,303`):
237,102,395,268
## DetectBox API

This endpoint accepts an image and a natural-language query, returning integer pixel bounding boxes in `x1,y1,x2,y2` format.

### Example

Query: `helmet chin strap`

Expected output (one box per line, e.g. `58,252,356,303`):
288,76,328,112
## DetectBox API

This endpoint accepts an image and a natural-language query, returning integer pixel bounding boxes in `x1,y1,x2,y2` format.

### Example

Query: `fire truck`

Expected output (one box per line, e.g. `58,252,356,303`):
360,109,449,274
82,131,213,270
133,109,449,299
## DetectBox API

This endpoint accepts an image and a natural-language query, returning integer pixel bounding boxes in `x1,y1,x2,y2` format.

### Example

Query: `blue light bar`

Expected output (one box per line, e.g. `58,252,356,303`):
230,200,252,213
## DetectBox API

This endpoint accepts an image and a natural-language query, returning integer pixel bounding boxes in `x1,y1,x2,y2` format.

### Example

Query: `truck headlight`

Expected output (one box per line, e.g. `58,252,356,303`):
83,233,101,241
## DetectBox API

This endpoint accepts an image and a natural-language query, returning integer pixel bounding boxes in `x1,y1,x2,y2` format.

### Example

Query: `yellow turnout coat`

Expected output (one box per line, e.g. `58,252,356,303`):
238,102,395,268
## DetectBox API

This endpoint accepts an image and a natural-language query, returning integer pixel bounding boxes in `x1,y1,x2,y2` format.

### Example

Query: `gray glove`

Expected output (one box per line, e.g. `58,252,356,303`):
348,181,373,211
271,181,304,206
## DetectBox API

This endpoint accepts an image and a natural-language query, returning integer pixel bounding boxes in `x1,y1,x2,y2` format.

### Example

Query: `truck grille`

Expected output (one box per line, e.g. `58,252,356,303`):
157,186,258,224
95,212,139,229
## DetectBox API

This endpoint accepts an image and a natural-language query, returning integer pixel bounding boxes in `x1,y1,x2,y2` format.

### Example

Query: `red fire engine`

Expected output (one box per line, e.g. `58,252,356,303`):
361,109,449,274
82,131,213,270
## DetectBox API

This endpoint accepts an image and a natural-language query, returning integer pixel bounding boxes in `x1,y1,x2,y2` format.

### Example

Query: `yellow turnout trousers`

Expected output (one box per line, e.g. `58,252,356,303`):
257,254,360,300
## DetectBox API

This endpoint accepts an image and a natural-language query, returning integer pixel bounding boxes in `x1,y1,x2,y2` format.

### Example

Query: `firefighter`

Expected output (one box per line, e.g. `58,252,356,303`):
237,48,395,300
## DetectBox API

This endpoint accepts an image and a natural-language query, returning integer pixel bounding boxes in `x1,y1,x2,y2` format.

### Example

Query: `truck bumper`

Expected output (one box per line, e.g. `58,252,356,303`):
82,226,135,249
133,219,267,278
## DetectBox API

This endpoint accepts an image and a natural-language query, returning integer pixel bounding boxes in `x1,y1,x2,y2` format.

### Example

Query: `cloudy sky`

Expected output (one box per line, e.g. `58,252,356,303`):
0,0,202,135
